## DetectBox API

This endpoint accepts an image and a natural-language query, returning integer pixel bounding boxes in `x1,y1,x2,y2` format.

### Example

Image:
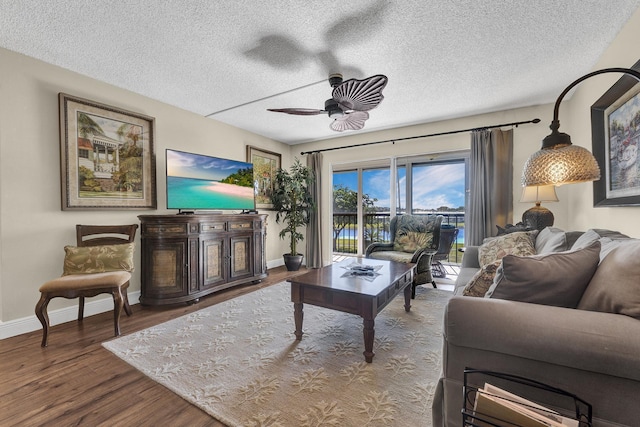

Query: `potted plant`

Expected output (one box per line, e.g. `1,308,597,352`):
271,158,315,271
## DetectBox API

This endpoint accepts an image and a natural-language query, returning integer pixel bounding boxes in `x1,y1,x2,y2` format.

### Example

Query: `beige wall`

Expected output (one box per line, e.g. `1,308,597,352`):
0,47,291,330
1,6,638,336
563,6,640,236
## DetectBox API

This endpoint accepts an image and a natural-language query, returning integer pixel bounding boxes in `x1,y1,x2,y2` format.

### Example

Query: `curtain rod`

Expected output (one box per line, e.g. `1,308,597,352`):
300,118,541,155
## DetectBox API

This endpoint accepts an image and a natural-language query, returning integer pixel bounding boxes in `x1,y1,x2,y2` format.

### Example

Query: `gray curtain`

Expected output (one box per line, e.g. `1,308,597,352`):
306,153,323,268
467,129,513,246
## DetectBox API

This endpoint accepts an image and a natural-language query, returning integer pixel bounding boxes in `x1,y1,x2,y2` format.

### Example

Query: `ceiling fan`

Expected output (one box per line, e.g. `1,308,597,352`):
267,73,388,132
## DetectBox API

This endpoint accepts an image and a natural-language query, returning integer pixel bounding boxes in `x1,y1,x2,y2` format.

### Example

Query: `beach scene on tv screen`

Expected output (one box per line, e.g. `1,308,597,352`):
166,150,255,210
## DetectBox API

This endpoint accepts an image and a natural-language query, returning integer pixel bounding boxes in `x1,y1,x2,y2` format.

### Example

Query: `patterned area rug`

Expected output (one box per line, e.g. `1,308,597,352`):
103,282,452,427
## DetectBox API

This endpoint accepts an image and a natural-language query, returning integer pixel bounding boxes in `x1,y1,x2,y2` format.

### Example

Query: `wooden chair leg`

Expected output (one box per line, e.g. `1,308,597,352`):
112,289,125,337
122,282,133,317
35,294,51,347
78,296,85,321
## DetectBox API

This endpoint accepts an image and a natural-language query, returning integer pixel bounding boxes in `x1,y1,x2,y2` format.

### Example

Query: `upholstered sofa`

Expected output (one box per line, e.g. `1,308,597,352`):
365,214,443,297
432,227,640,427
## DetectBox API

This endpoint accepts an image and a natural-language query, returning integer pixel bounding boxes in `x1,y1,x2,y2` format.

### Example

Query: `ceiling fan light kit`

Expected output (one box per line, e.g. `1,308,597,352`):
268,73,388,132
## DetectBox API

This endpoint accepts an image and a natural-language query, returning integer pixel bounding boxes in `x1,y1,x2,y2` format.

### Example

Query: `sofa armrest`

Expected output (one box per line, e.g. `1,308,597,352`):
365,242,394,257
444,296,640,381
460,246,480,269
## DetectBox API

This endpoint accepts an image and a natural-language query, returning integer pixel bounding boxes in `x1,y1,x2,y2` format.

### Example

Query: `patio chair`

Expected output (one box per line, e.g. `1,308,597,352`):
431,225,459,279
365,214,443,297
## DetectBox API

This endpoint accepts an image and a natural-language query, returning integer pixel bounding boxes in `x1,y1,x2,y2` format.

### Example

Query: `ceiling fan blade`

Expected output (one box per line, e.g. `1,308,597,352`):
330,111,369,132
267,108,326,116
332,74,388,112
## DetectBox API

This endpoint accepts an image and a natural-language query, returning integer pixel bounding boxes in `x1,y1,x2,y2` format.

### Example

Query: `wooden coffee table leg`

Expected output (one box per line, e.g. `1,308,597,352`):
404,283,412,312
294,302,304,340
363,318,375,363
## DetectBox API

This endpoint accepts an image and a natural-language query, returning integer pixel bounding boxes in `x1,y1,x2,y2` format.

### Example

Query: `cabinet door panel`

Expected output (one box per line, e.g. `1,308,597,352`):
202,238,226,289
230,236,252,279
144,240,188,298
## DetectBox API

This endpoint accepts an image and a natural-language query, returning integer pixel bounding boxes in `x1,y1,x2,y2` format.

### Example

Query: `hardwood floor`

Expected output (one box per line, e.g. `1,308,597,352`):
0,266,308,427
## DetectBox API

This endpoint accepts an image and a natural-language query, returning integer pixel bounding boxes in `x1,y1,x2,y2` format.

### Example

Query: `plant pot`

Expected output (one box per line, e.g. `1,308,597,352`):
283,254,304,271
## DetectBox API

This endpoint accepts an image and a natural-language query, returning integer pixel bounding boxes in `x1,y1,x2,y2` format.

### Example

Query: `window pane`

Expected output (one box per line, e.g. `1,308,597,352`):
396,165,406,215
332,170,358,253
411,162,466,214
363,168,390,247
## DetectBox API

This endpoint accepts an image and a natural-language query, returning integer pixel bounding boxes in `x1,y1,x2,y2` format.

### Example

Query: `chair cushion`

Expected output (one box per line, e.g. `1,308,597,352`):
392,215,437,252
40,271,132,292
63,243,135,275
368,250,414,264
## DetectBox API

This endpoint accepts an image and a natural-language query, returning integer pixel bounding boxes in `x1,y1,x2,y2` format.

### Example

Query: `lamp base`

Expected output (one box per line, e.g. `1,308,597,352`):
522,205,554,231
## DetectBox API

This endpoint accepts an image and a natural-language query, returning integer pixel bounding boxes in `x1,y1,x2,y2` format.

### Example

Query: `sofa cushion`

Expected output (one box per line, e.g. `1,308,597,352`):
485,241,600,308
392,215,436,252
462,260,501,297
478,230,537,267
578,240,640,320
535,227,568,254
63,243,135,275
571,228,629,251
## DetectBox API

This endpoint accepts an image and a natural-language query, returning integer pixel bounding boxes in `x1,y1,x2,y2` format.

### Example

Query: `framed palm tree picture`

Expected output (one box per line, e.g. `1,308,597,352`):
59,93,156,210
247,145,281,209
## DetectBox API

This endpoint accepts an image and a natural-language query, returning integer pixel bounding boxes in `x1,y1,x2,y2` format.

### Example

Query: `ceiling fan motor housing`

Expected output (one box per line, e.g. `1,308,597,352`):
325,98,344,118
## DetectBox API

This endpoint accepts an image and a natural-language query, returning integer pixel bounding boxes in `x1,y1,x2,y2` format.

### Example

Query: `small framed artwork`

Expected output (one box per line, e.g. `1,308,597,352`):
591,60,640,207
59,93,157,210
246,145,281,209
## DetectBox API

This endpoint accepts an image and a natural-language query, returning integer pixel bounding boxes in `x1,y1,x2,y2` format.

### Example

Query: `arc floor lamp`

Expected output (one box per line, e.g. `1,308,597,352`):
522,67,640,187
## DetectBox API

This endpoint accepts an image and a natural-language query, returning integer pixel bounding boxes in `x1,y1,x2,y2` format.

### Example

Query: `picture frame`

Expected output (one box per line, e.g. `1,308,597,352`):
246,145,281,209
59,93,157,210
591,59,640,207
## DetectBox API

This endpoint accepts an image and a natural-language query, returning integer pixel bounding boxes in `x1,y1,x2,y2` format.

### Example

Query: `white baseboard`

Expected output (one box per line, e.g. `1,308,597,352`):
0,291,141,340
266,258,284,269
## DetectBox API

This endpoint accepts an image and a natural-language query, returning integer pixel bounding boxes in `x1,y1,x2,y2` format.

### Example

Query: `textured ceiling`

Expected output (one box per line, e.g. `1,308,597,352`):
1,0,639,144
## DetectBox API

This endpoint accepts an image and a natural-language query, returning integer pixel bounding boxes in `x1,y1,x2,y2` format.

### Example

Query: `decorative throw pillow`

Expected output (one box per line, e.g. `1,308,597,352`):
570,229,601,251
570,229,629,251
478,230,538,267
63,243,135,275
462,260,502,297
578,240,640,320
535,227,568,254
598,237,639,263
393,231,433,253
485,241,601,308
393,215,437,252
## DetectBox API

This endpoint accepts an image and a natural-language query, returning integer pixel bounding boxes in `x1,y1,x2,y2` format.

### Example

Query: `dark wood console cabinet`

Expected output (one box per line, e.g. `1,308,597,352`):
138,214,268,305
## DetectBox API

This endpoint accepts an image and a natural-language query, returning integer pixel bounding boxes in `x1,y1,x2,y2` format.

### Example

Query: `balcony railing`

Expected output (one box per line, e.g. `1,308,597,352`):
332,212,465,263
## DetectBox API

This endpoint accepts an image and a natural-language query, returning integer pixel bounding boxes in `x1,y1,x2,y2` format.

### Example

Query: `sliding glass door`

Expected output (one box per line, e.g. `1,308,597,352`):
332,152,468,259
332,161,391,256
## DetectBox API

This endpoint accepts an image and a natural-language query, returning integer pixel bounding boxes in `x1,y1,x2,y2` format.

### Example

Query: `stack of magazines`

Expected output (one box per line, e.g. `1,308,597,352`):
472,383,580,427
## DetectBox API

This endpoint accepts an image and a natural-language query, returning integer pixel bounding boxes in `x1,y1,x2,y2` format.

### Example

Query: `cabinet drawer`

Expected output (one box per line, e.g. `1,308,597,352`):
229,221,253,230
200,222,226,232
145,223,187,235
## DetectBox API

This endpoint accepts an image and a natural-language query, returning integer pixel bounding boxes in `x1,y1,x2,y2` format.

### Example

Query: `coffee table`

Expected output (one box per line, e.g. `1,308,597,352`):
288,258,415,363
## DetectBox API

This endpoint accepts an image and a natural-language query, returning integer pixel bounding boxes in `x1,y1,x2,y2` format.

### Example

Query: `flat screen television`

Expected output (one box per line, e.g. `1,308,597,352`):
166,149,256,212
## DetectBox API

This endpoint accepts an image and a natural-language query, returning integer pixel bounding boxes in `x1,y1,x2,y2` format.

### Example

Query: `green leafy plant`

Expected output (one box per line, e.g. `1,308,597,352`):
271,159,315,256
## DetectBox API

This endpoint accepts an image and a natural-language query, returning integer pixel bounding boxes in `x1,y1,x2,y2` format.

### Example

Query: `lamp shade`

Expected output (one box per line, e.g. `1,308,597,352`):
522,144,601,186
520,185,559,203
